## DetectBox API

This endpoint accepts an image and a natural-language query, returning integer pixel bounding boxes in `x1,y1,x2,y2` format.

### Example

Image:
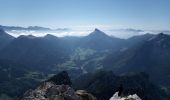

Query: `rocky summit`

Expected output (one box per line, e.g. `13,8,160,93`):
21,82,96,100
21,71,96,100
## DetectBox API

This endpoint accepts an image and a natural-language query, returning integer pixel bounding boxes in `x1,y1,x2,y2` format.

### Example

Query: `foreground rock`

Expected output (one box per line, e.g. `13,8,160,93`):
21,82,96,100
21,71,96,100
109,92,141,100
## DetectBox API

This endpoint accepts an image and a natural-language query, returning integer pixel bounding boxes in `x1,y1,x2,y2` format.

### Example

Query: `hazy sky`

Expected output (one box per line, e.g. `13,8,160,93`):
0,0,170,30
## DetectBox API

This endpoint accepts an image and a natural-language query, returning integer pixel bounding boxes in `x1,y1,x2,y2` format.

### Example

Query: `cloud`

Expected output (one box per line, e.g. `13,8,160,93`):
104,29,148,39
104,28,170,39
6,27,170,39
6,29,91,37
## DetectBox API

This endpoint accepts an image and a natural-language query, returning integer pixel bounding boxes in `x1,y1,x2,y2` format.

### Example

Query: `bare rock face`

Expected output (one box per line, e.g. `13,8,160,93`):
109,92,141,100
21,82,96,100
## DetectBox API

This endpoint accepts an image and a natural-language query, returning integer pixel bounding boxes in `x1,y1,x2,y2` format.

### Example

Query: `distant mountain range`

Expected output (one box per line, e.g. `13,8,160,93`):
0,25,69,31
0,28,170,99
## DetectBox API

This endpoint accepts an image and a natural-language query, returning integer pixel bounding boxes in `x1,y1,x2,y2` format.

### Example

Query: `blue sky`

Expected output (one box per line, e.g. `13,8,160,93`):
0,0,170,30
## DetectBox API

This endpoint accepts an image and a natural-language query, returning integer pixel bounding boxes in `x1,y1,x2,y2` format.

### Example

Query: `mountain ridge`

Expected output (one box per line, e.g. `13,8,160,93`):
0,29,15,49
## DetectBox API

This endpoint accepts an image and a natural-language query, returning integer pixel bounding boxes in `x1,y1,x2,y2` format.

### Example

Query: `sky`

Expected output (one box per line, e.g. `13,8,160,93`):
0,0,170,38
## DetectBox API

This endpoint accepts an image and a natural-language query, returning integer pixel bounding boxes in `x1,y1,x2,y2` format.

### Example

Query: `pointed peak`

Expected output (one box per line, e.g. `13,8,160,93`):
44,34,57,38
148,33,169,41
93,28,106,34
158,33,165,36
44,34,58,41
89,28,108,37
156,33,168,38
144,33,153,36
94,28,101,32
45,34,55,37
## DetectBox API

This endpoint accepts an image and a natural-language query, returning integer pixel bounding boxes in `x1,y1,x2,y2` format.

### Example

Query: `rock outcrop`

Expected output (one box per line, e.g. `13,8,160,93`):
21,71,96,100
109,92,141,100
21,82,96,100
